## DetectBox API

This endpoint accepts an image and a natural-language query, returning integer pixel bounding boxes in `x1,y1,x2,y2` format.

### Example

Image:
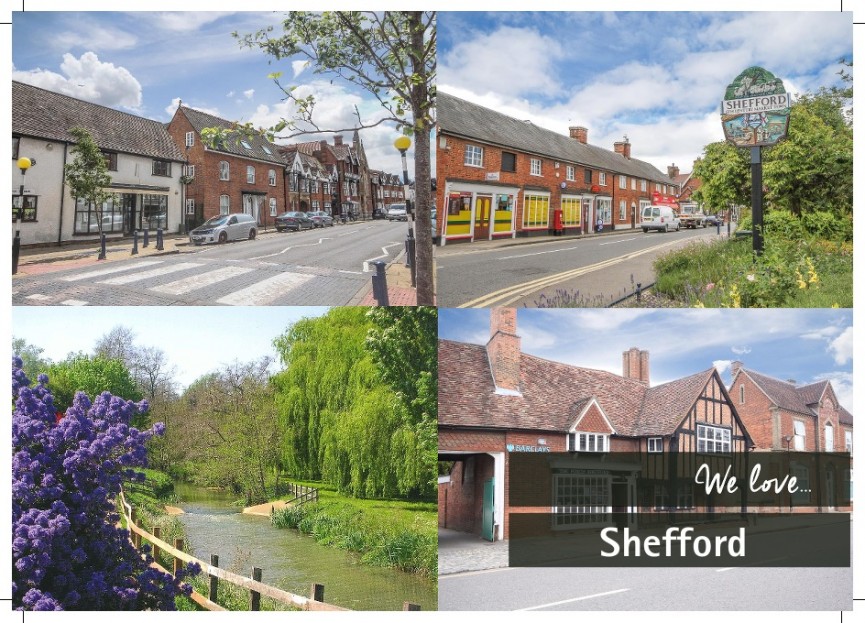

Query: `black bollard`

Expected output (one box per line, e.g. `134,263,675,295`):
371,260,390,306
12,231,20,275
716,221,721,236
156,228,164,251
405,227,416,288
636,282,642,303
131,230,139,255
99,232,107,260
143,229,149,248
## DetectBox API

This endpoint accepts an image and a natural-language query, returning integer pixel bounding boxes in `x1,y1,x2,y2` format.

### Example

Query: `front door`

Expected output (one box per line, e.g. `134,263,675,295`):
122,194,137,234
474,196,491,240
482,478,495,541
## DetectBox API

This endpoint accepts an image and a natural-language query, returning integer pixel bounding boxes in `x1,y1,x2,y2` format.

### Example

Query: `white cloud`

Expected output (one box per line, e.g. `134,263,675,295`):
731,346,751,356
244,89,255,100
801,325,842,340
292,60,310,78
814,371,853,413
164,96,220,119
828,326,853,366
13,52,142,111
147,12,236,33
713,360,732,376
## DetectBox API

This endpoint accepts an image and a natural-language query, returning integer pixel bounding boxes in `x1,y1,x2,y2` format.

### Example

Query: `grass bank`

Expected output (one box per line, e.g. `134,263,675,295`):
270,482,437,579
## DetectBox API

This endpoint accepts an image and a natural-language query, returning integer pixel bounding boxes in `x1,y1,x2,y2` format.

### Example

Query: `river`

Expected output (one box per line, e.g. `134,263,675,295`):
172,482,437,611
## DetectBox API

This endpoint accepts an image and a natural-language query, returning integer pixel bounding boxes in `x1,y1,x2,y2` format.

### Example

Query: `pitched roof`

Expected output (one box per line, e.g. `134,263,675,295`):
739,369,814,416
178,106,286,165
438,340,701,437
437,91,673,185
13,80,185,162
796,380,829,406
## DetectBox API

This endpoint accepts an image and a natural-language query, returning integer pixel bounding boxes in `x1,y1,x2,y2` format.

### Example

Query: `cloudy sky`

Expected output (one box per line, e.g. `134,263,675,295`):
12,306,329,389
11,11,417,175
439,309,854,412
438,11,852,173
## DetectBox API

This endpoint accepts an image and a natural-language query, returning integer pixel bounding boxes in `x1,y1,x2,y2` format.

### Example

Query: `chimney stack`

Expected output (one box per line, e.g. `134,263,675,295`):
334,135,344,146
622,347,650,384
668,163,680,179
569,126,588,144
613,136,631,159
487,308,521,394
730,361,743,383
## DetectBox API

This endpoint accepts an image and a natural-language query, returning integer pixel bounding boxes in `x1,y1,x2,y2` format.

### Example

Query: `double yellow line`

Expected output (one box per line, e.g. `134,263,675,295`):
457,238,685,308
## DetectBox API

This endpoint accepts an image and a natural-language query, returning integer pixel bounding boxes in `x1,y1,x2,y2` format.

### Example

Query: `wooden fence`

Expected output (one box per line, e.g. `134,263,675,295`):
285,483,319,505
118,491,420,612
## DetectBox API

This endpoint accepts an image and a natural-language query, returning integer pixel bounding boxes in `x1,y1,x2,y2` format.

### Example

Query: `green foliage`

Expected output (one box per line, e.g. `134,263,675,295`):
272,308,436,499
271,500,437,578
691,142,750,212
46,354,142,416
11,337,50,383
64,127,112,234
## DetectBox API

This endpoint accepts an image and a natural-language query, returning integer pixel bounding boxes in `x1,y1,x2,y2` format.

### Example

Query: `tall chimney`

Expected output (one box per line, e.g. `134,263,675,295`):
333,135,344,146
487,308,521,394
569,126,588,144
730,361,743,382
622,347,650,384
667,163,680,179
613,137,631,159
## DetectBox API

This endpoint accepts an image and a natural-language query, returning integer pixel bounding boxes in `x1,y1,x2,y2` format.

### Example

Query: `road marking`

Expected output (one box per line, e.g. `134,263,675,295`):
716,555,789,571
498,246,581,260
517,588,630,611
363,243,403,272
150,266,255,295
98,262,203,285
215,272,315,305
61,299,89,306
249,237,334,260
60,260,163,281
439,567,516,579
599,237,639,245
458,238,686,308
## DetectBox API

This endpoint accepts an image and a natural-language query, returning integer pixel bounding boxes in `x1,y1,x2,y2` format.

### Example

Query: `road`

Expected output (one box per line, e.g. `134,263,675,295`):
435,225,733,308
12,220,413,306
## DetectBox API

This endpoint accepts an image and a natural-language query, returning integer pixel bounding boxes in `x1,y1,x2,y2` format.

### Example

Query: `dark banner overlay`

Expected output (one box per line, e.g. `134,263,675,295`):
507,452,851,567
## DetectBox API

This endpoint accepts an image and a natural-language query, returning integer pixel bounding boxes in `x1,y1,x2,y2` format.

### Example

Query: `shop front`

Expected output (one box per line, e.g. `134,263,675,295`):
441,181,519,245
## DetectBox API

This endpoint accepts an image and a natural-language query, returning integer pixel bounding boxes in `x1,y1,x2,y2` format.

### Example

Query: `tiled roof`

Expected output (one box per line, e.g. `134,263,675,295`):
839,406,854,426
437,91,673,185
796,380,829,406
741,369,816,417
636,369,717,436
438,340,688,437
282,148,330,179
13,80,185,162
179,106,286,165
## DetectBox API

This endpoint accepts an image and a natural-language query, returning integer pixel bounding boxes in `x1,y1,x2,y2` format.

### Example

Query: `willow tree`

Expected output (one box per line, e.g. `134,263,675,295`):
232,11,437,305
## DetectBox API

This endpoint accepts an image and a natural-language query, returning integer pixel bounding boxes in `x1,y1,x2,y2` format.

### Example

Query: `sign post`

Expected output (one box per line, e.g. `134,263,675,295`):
721,66,790,256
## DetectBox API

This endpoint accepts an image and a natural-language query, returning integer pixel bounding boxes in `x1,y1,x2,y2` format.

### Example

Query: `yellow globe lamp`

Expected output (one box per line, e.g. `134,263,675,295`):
17,157,32,173
393,135,411,153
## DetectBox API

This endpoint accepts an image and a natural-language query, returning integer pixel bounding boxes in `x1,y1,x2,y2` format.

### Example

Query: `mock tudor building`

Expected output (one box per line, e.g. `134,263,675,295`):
293,133,369,219
279,147,334,216
166,106,289,230
12,81,186,245
436,92,680,245
438,309,753,541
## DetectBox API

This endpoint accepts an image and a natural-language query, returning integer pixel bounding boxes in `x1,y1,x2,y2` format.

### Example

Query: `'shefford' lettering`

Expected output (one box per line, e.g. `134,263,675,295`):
721,93,790,114
600,527,746,558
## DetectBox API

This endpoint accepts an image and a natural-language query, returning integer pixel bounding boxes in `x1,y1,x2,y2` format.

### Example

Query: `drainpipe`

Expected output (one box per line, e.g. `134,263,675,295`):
57,142,69,246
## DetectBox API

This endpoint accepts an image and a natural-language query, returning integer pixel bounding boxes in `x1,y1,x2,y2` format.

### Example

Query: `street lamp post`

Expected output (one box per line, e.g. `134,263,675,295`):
13,156,33,275
394,135,415,288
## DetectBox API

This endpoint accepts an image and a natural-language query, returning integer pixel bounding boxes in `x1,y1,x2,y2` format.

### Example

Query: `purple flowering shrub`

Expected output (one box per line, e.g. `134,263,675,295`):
12,356,199,610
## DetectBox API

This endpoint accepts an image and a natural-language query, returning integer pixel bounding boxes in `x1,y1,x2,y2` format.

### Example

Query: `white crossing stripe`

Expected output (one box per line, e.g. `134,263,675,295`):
25,294,52,301
216,272,314,305
60,260,163,281
151,266,255,295
99,262,202,285
61,299,89,306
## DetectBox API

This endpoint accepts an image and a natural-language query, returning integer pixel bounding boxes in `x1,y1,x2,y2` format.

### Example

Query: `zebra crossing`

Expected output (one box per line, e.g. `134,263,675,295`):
14,257,366,306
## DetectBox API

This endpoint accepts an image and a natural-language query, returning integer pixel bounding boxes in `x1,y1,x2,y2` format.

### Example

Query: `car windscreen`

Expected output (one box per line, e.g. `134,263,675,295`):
202,216,229,226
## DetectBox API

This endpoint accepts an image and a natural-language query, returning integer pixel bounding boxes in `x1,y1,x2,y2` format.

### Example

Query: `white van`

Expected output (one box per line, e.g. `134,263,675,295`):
641,205,681,233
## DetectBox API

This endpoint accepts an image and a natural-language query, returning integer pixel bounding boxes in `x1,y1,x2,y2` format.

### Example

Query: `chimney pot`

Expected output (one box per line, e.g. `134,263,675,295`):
569,126,588,144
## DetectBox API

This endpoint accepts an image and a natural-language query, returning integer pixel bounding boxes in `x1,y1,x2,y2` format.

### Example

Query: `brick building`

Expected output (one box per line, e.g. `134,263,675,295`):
294,132,369,219
12,81,185,245
438,308,752,541
166,106,288,230
436,92,680,245
279,148,333,216
370,170,405,215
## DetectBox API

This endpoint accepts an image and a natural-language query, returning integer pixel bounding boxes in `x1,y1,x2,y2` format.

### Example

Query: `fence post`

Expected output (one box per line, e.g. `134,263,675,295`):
250,567,262,611
173,539,184,577
310,583,325,603
372,260,390,306
130,509,140,548
403,602,421,611
152,526,161,563
209,554,219,603
143,228,150,248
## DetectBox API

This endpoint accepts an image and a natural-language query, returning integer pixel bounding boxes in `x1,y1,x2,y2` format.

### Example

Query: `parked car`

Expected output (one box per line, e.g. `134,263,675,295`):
372,206,388,219
641,205,680,233
189,213,257,245
387,203,408,221
704,214,721,227
308,210,335,227
275,211,315,232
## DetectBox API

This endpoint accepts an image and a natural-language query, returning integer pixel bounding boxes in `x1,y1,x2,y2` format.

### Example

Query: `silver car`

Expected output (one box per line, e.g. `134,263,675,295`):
189,213,257,245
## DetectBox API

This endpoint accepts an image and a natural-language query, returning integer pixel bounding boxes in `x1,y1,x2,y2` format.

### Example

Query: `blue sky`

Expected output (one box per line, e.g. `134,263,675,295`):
439,309,854,412
11,306,329,389
438,11,852,172
11,11,416,175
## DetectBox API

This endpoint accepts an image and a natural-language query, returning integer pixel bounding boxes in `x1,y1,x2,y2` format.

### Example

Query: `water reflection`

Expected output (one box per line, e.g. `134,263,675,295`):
173,482,436,611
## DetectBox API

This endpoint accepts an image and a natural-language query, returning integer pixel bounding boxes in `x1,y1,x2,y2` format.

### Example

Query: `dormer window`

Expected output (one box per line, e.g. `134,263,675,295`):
568,432,609,452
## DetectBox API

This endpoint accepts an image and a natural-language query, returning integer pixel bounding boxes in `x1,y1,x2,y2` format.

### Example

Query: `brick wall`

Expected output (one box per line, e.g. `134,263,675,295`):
575,403,613,433
488,308,520,392
731,372,777,450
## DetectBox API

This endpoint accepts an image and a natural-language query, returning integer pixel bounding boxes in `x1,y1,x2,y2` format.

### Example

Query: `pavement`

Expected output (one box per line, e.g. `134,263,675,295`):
14,227,427,306
438,527,509,575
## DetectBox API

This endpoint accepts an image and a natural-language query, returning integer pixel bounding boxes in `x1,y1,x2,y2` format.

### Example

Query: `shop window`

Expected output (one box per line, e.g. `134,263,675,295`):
530,158,542,176
553,473,610,528
501,151,516,172
464,144,483,167
12,195,38,222
561,197,580,227
141,194,168,230
697,424,731,454
522,194,549,228
152,159,172,177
